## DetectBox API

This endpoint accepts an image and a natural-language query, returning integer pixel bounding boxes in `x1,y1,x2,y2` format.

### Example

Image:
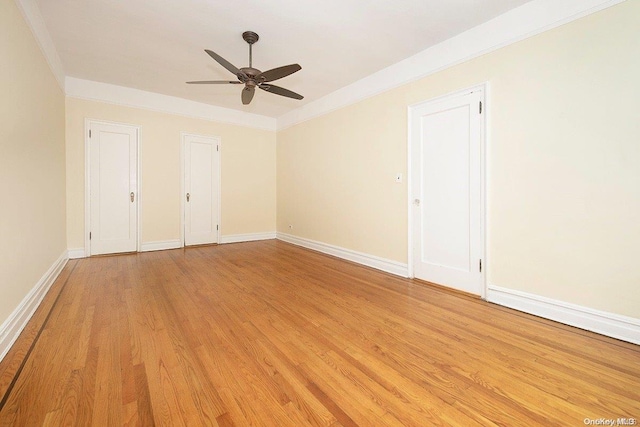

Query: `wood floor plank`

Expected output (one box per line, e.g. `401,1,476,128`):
0,240,638,426
133,363,155,427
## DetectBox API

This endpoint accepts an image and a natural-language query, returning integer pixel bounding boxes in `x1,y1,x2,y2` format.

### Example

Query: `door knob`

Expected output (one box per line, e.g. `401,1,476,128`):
186,193,190,202
130,192,135,202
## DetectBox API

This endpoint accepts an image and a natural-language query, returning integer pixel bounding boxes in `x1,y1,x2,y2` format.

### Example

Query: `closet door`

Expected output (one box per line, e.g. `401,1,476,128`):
184,134,220,246
411,88,485,296
89,122,138,255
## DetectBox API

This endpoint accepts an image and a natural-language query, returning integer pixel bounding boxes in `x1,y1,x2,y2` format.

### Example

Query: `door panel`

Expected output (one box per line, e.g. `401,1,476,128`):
411,89,484,296
184,135,219,246
421,105,471,272
89,123,138,255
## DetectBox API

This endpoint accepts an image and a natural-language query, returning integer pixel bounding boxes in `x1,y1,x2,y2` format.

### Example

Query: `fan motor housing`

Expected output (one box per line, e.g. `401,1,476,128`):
242,31,259,45
239,67,262,82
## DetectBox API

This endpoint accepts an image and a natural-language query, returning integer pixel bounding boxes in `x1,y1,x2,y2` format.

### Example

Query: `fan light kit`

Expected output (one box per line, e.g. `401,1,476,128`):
187,31,303,105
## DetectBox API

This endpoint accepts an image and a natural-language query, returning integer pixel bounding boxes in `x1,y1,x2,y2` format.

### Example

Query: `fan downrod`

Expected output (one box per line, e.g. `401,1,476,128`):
242,31,259,45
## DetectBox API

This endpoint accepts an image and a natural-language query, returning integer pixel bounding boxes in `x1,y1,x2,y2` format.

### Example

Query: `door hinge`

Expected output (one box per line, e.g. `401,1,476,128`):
479,259,482,272
217,145,219,152
216,224,219,231
89,232,92,240
479,101,483,114
89,129,92,138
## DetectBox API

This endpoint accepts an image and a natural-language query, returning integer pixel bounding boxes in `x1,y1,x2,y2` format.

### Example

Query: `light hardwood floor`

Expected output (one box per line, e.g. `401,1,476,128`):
0,241,638,426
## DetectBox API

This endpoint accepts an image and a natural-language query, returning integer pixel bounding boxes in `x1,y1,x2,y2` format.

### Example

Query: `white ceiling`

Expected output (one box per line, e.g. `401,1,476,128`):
36,0,533,118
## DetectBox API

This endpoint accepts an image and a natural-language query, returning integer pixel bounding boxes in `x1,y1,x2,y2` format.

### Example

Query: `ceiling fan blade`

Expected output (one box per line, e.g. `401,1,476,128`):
186,80,242,84
242,86,255,105
257,64,301,82
259,84,303,100
205,49,246,79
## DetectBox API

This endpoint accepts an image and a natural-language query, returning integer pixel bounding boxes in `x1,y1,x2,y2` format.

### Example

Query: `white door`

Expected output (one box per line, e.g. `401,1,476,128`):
410,88,484,296
89,122,138,255
184,134,219,246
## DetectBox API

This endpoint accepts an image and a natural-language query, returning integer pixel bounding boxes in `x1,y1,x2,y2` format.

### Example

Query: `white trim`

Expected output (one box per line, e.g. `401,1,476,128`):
180,134,185,247
407,84,487,297
217,146,222,244
67,78,277,131
487,285,640,345
67,248,86,259
220,232,276,244
137,126,142,253
140,239,182,252
277,232,408,278
276,0,626,130
83,120,90,256
0,251,68,362
85,119,141,256
483,83,493,300
479,85,488,300
181,133,222,247
406,104,414,279
14,0,65,90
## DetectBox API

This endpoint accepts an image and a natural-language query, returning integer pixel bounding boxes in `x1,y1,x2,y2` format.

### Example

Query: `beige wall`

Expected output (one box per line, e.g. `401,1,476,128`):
0,1,66,322
66,98,276,248
277,1,640,318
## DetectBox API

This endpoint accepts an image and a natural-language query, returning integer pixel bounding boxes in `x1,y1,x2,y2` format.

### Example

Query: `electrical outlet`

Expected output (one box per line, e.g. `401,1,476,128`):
395,173,403,183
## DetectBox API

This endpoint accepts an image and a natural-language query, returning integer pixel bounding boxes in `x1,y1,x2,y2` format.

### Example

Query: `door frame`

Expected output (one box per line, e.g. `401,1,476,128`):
84,118,142,256
180,132,222,247
406,83,488,298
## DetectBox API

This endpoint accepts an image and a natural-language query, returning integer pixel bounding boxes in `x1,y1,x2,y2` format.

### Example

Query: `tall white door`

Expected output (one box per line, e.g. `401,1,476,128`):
184,134,219,246
410,88,484,296
89,122,138,255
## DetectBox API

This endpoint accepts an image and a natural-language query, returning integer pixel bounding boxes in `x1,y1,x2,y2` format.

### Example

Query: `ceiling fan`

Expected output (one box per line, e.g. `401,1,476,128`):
187,31,303,105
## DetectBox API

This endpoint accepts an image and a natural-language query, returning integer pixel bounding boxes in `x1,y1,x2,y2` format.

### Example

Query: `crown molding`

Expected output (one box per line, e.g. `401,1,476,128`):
14,0,66,90
276,0,626,130
65,77,277,131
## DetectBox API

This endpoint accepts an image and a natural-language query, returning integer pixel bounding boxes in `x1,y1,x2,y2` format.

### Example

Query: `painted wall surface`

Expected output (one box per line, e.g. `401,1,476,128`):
65,98,276,248
277,1,640,318
0,1,66,323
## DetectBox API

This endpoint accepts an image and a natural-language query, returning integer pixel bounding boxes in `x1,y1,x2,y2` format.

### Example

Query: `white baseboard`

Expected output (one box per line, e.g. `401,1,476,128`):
67,248,86,259
220,232,276,244
277,232,409,278
0,251,68,362
487,285,640,345
140,239,182,252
